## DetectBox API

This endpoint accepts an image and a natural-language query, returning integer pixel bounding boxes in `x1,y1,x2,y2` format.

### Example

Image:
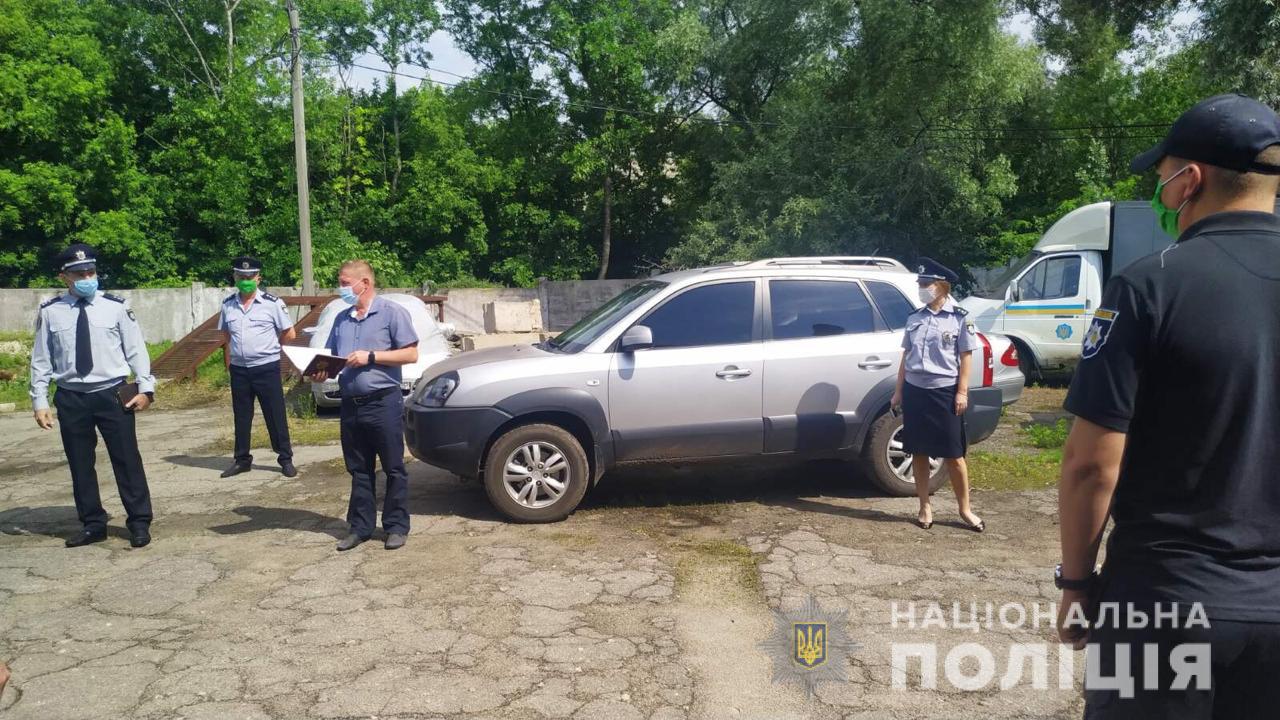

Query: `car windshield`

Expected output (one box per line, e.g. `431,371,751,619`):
547,280,668,353
972,251,1041,299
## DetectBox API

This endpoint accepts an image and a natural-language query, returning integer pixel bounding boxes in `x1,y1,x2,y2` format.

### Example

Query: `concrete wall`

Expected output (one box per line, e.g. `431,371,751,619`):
536,279,640,331
0,279,644,342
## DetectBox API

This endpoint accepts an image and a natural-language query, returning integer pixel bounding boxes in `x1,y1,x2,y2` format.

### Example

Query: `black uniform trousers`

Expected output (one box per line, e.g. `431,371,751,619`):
340,389,409,537
53,385,153,534
1084,609,1280,719
229,361,293,467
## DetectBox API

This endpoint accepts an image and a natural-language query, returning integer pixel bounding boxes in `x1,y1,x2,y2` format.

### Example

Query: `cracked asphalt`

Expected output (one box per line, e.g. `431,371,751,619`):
0,406,1083,719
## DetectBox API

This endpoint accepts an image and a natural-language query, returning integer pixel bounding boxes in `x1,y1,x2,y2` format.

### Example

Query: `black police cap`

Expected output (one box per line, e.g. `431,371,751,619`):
56,243,97,272
1130,94,1280,175
231,256,263,275
915,257,959,284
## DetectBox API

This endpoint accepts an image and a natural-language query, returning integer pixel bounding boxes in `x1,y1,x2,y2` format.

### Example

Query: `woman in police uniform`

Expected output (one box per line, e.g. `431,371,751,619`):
891,258,984,532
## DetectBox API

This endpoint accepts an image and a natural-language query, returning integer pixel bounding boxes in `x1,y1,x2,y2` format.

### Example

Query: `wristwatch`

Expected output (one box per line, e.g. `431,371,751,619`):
1054,563,1099,591
368,351,376,365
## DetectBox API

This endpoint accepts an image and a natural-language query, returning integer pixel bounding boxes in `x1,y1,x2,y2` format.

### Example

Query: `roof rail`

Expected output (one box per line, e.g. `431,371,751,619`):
736,256,909,271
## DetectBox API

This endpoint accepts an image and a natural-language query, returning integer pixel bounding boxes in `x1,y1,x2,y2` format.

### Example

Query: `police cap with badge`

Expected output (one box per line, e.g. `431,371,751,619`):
232,256,263,276
915,256,960,284
56,243,98,273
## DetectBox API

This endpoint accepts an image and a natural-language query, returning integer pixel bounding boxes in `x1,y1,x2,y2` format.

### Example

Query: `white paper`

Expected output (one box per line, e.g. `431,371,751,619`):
281,346,344,375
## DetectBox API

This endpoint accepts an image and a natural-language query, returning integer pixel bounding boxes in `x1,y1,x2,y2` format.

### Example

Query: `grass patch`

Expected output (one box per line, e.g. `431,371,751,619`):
674,538,762,597
968,449,1061,491
1022,418,1070,449
204,414,341,453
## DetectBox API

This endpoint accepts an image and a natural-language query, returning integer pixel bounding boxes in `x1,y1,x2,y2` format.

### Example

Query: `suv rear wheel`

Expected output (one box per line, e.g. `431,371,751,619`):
861,412,947,496
483,424,590,523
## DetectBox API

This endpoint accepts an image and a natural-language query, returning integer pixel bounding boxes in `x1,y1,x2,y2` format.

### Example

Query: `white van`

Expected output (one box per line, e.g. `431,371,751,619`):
963,198,1280,379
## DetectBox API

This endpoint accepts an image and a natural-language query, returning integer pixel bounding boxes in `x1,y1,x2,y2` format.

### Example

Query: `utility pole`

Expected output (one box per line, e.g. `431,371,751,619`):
285,0,315,294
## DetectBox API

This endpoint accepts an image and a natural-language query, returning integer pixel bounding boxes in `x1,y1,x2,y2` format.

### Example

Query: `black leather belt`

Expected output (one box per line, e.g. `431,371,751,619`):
346,386,398,405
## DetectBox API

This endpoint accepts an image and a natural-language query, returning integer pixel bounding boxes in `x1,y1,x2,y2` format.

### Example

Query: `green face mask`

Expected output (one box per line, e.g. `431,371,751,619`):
1150,165,1192,239
236,278,258,294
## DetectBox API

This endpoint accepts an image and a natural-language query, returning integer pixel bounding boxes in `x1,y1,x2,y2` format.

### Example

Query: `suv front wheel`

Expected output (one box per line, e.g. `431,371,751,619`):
861,412,947,496
484,424,590,523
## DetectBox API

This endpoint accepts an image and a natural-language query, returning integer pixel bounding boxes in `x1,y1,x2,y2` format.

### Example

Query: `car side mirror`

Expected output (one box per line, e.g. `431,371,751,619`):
1008,282,1020,302
619,325,653,353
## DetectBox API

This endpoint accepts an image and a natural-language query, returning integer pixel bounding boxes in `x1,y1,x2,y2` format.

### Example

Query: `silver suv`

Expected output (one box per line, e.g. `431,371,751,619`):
406,257,1022,522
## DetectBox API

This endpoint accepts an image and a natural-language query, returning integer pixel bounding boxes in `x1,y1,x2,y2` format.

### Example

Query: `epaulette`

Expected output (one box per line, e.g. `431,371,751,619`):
40,295,63,309
954,306,969,317
103,293,126,303
260,291,279,302
224,293,238,303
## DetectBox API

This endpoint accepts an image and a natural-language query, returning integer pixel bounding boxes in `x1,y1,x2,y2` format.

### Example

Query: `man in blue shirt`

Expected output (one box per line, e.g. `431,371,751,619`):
30,244,156,548
217,256,298,478
308,260,418,551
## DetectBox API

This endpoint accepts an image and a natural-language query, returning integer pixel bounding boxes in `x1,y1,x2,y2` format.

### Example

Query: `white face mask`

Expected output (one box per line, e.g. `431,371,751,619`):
918,285,938,304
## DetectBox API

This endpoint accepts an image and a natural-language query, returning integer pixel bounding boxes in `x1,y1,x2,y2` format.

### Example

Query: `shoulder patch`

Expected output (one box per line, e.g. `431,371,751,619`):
102,293,126,303
1081,308,1119,359
260,291,279,302
40,295,63,309
127,307,137,322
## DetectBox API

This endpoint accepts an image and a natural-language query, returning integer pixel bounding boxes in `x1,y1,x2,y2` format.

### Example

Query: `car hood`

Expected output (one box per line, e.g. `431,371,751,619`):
419,342,552,378
958,295,1007,327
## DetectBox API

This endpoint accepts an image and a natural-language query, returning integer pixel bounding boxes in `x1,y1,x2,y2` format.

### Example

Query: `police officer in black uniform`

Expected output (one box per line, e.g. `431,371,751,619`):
1056,94,1280,718
218,256,297,478
30,244,156,548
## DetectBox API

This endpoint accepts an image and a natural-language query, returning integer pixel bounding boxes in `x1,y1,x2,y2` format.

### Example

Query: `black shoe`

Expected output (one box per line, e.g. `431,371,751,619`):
65,530,107,548
385,533,407,550
280,462,298,478
130,530,152,548
220,463,251,478
336,533,369,551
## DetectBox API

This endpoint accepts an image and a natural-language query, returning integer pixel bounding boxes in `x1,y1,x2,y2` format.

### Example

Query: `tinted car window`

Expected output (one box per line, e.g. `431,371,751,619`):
641,281,755,348
865,281,915,330
770,280,875,340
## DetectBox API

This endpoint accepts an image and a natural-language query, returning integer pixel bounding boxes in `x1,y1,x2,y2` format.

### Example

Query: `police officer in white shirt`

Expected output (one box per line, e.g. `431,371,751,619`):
30,244,156,548
891,257,984,533
217,256,297,478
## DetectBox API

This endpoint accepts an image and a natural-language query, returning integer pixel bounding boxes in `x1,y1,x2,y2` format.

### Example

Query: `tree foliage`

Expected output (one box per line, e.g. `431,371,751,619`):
1,0,1275,288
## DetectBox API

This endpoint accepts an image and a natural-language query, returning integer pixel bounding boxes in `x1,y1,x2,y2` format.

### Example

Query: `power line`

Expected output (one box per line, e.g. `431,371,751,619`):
325,57,1171,141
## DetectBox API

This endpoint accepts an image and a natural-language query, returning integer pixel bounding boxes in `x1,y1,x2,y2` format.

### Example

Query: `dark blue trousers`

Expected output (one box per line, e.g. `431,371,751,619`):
340,391,409,537
229,361,293,467
54,386,153,534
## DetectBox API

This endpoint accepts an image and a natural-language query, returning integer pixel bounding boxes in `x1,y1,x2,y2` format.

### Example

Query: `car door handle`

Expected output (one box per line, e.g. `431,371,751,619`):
716,366,753,379
858,358,894,370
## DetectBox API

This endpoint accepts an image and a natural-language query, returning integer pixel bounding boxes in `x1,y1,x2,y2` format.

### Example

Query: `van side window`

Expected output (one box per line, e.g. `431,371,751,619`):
865,281,914,330
769,280,875,339
641,281,755,348
1018,255,1081,300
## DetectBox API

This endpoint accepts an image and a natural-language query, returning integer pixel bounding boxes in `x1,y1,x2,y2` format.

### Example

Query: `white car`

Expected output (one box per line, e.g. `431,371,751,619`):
306,294,453,408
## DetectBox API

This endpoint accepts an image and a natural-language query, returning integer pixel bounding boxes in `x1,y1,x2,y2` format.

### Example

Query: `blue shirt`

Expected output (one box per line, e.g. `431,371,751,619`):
217,290,294,367
901,297,979,389
325,295,418,396
30,292,156,410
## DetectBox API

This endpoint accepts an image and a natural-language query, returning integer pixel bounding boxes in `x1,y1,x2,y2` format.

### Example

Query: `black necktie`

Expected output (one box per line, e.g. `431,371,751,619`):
76,298,93,376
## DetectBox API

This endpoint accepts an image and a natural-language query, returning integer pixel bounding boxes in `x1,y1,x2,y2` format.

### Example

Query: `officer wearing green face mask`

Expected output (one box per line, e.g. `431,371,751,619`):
217,256,297,478
1057,94,1280,717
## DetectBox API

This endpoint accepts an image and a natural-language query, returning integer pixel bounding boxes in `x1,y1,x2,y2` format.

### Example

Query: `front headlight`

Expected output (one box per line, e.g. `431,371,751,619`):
414,372,458,407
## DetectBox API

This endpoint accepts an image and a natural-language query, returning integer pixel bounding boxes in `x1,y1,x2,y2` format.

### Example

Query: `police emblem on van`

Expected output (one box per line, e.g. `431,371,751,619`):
1082,309,1118,359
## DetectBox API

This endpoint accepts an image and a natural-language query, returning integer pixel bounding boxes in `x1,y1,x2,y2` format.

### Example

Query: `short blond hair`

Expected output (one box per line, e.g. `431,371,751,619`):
339,259,375,285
